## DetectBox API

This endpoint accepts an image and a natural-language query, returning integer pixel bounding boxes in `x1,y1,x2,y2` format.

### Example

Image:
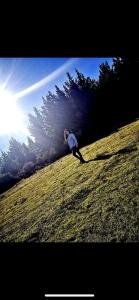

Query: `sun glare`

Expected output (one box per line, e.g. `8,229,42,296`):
0,87,28,135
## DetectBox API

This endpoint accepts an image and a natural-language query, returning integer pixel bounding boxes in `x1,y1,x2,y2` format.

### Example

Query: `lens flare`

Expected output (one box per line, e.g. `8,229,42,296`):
0,58,78,136
14,58,78,99
0,87,28,135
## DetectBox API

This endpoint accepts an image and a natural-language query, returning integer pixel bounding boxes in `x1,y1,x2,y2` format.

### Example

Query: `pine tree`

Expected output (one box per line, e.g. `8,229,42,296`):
64,72,79,99
22,143,36,163
0,150,18,175
28,109,48,150
55,85,67,101
112,57,124,79
8,138,26,169
0,151,9,174
27,137,37,153
99,61,113,87
75,69,86,87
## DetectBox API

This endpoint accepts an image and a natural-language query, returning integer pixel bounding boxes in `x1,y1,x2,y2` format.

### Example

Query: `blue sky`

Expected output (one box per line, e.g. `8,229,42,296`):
0,57,113,151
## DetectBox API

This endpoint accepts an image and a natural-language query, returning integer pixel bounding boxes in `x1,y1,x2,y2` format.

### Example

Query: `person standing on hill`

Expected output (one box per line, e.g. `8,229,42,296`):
64,129,86,164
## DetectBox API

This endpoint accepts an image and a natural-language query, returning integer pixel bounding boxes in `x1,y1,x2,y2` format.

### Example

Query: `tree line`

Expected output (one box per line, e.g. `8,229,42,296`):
0,58,138,194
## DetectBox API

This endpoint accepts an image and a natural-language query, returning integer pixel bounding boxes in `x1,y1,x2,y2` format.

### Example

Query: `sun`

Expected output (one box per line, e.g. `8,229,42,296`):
0,87,28,135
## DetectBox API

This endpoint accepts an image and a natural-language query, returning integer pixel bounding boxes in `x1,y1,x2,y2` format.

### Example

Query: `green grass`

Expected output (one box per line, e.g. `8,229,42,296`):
0,120,139,242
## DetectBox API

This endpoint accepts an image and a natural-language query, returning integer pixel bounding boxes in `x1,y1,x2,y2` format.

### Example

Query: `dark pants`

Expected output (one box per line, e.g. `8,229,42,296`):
71,146,85,162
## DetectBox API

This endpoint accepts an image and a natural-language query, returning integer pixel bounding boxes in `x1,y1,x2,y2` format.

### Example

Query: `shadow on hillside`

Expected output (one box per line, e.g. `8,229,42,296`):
85,154,112,162
116,146,137,155
93,154,113,161
86,146,137,162
25,231,40,242
85,159,94,163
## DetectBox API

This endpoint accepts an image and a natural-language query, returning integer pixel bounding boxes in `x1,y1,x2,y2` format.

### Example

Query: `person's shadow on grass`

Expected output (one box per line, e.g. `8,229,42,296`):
85,154,112,163
85,146,137,163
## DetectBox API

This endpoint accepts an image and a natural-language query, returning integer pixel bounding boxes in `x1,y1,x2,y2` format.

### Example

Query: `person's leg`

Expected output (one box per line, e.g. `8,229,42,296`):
76,147,85,162
72,146,81,161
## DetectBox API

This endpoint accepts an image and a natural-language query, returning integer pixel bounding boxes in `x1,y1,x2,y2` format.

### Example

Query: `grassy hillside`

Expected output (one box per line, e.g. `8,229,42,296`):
0,120,139,242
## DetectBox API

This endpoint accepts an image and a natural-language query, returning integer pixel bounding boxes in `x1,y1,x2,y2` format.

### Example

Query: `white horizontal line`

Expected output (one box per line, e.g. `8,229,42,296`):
45,294,95,298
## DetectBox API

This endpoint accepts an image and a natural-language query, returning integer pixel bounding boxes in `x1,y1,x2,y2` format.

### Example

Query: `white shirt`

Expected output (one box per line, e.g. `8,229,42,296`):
67,133,78,150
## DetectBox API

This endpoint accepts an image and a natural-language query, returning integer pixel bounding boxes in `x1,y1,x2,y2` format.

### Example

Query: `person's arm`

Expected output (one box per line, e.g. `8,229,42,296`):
64,130,67,144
